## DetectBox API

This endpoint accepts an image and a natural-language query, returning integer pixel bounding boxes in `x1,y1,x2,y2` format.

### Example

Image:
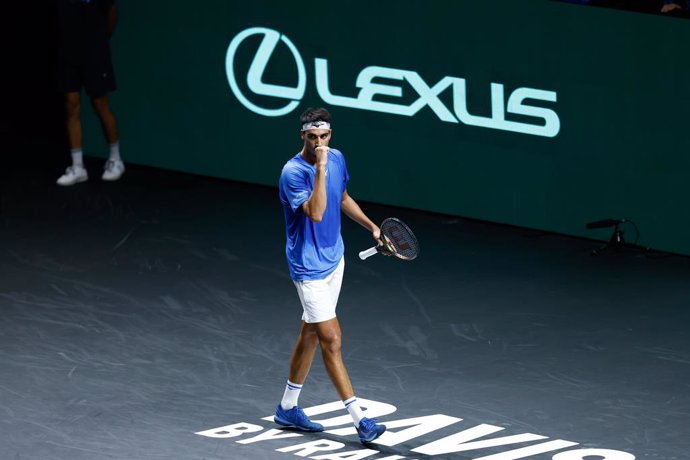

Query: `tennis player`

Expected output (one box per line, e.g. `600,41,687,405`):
275,107,386,444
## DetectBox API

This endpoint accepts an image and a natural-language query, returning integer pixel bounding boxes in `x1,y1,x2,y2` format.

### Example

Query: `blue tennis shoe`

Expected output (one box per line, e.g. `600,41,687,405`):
356,417,386,444
274,404,324,432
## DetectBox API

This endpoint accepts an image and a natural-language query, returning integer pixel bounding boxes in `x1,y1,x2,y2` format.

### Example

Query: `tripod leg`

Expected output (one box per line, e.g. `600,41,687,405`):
592,243,610,256
592,227,626,256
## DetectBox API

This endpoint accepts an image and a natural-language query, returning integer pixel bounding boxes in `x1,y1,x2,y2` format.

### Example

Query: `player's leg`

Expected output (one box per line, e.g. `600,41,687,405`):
287,321,319,385
314,317,386,444
278,321,319,417
316,258,386,443
316,258,353,401
313,317,352,399
274,290,325,432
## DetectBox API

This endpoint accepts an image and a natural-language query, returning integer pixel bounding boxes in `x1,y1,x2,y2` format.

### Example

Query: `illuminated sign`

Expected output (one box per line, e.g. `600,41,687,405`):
226,27,560,137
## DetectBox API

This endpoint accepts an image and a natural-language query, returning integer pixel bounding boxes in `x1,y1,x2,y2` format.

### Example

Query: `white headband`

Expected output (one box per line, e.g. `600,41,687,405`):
301,121,331,131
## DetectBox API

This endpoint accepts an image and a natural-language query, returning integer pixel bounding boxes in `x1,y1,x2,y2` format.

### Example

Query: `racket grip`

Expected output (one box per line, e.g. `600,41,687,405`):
359,246,378,260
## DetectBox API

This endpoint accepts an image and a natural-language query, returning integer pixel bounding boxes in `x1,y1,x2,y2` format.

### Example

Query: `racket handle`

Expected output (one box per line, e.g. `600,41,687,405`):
359,246,378,260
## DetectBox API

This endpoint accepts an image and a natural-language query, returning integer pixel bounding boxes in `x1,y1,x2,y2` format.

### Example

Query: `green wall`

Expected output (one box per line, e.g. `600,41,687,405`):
89,1,690,255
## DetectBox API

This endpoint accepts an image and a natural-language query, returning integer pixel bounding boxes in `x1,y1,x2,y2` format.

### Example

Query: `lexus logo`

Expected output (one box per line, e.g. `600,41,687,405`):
225,27,560,137
225,27,306,117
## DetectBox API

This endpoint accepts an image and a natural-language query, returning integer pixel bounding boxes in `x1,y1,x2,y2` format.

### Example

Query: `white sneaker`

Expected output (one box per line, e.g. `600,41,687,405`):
56,165,88,186
102,160,125,181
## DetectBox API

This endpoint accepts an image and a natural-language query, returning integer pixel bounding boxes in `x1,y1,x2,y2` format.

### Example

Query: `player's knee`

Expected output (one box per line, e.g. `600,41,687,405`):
300,329,319,348
319,331,342,354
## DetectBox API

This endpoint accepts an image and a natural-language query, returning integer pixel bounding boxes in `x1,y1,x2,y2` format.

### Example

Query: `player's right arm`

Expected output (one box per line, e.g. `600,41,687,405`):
301,146,329,222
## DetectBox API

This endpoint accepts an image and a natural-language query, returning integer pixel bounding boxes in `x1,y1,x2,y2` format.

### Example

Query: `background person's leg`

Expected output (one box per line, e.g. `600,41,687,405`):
91,95,125,181
90,95,118,145
56,92,89,186
65,91,82,152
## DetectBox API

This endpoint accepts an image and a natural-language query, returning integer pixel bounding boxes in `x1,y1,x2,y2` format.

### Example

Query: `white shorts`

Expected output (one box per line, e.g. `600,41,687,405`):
293,257,345,324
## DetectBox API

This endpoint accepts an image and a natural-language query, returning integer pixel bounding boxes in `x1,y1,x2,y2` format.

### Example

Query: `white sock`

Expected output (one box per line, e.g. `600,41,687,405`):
109,141,121,162
280,380,302,410
344,396,365,426
70,148,84,167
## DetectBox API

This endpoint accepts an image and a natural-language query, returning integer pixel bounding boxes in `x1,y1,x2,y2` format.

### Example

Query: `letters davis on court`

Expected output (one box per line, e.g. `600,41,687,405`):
196,399,635,459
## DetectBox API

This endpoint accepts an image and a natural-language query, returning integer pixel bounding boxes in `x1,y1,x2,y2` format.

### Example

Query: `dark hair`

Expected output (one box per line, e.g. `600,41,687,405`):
299,107,331,126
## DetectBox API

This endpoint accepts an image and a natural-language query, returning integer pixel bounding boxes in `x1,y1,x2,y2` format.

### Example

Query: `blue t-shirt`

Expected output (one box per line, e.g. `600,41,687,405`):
279,149,349,281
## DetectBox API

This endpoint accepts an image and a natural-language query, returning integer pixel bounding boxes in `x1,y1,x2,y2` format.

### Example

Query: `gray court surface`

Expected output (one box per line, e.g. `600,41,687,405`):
1,163,688,460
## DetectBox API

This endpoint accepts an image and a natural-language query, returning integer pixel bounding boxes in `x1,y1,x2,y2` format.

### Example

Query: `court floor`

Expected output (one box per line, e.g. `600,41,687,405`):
1,162,688,459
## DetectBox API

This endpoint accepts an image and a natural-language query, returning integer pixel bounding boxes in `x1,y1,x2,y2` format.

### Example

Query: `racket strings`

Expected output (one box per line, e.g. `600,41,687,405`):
381,219,419,259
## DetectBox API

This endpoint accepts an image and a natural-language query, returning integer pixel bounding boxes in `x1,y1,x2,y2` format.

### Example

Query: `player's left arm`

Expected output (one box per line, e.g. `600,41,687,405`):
341,190,382,244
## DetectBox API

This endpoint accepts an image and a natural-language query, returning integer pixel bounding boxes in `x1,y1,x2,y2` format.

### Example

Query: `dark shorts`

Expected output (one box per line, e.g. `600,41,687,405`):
58,45,117,97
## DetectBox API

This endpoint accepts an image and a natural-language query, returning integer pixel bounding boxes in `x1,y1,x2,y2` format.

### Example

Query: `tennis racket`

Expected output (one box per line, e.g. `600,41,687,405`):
359,217,419,261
